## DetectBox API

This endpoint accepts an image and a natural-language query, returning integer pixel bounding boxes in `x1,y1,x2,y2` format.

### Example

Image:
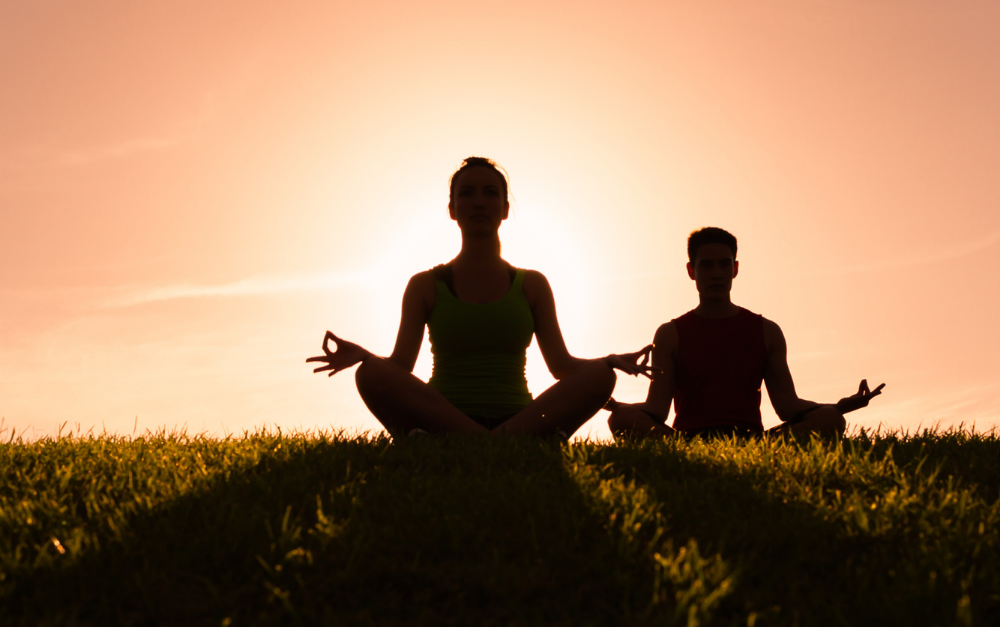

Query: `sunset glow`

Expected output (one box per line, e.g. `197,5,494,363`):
3,0,999,440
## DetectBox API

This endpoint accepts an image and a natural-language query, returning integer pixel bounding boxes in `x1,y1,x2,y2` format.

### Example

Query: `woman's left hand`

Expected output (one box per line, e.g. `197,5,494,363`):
604,345,657,379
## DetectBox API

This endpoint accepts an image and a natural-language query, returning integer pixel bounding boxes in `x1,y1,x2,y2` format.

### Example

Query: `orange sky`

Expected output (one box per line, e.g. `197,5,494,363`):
2,0,998,440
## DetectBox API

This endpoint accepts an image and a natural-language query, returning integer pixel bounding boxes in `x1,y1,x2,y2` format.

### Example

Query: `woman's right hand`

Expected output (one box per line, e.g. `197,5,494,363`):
306,331,372,376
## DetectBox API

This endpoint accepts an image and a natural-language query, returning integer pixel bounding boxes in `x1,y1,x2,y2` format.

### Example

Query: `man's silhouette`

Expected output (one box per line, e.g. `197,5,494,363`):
607,227,883,439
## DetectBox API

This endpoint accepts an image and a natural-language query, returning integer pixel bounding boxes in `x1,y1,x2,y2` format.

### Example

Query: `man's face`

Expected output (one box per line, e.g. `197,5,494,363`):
687,242,738,298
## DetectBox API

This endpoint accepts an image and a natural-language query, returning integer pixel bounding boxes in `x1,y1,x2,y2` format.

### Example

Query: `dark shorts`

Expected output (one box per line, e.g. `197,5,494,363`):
642,408,763,440
678,407,826,439
468,412,520,431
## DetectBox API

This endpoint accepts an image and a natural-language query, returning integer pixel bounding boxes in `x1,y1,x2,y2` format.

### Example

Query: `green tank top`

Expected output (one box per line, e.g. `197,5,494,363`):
427,266,535,425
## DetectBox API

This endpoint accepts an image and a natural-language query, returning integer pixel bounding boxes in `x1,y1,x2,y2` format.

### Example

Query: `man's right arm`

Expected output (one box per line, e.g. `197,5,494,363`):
616,322,677,422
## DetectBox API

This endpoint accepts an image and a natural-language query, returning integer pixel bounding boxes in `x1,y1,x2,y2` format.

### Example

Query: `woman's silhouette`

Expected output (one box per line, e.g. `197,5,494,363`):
307,157,652,436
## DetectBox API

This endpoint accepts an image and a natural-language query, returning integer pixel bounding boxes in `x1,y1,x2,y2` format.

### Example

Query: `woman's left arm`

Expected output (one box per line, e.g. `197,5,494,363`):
524,270,653,379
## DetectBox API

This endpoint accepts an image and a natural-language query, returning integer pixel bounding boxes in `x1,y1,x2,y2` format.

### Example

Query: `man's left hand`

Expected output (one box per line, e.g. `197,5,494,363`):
836,379,885,414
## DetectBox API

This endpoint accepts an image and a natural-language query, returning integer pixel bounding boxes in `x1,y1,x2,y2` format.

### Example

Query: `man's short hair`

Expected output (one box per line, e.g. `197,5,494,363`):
687,227,737,264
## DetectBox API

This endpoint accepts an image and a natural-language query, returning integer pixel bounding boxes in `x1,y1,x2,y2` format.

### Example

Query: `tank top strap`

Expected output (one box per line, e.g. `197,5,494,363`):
510,267,525,295
432,275,454,304
430,263,522,301
430,264,451,297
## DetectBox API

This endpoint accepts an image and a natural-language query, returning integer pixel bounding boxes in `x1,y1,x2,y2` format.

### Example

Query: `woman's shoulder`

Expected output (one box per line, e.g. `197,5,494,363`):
518,267,550,290
404,269,438,299
518,268,549,286
516,268,553,309
397,270,438,319
409,268,436,282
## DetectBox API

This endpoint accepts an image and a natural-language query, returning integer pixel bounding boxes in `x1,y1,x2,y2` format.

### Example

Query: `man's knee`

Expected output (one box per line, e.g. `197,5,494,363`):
608,405,666,440
796,405,846,437
607,408,627,435
827,407,847,435
608,411,638,441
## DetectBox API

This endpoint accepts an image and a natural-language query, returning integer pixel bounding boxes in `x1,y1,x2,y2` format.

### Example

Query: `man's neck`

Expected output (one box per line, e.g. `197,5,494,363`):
694,298,740,319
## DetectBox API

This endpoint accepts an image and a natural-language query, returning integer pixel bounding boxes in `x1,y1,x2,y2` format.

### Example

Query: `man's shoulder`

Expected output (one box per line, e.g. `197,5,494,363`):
651,321,680,359
654,320,679,339
734,307,781,340
760,316,786,352
673,306,759,325
672,308,698,323
734,305,763,318
758,314,781,333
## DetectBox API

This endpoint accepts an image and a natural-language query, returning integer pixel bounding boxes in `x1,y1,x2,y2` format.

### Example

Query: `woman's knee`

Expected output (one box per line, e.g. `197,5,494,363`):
584,359,617,399
354,356,388,398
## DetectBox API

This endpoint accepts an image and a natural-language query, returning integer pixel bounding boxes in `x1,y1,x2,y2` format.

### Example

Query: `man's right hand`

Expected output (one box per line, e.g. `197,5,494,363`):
604,345,658,379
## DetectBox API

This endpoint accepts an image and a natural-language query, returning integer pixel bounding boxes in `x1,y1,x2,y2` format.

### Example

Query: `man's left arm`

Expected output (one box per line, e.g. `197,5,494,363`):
761,318,821,422
763,318,885,422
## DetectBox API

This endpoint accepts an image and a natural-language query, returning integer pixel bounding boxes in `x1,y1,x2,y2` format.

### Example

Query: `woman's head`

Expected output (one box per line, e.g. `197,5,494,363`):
448,156,510,210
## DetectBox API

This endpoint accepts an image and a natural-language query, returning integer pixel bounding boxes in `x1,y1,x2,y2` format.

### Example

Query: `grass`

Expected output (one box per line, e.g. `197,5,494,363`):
1,426,998,626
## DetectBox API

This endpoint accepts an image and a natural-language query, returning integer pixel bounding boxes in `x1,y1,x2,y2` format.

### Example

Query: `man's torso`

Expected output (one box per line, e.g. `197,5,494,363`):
672,307,768,432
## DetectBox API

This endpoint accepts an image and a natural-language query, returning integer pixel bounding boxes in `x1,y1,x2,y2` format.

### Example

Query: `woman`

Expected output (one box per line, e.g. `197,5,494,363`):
307,157,653,436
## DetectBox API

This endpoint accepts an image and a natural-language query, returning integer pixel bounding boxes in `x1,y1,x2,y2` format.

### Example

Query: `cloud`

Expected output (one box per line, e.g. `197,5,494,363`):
105,270,374,308
813,229,1000,276
0,92,217,170
58,134,195,165
66,94,217,165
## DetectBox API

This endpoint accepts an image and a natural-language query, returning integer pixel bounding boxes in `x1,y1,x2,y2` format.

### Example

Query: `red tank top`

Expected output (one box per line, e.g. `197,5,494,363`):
672,307,767,432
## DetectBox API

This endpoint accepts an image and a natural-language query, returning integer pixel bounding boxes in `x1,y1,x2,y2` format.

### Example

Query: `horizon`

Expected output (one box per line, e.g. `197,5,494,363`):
3,0,999,440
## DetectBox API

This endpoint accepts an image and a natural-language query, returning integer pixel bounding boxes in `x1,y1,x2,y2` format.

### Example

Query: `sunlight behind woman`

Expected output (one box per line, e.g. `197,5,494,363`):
347,175,600,415
306,156,653,438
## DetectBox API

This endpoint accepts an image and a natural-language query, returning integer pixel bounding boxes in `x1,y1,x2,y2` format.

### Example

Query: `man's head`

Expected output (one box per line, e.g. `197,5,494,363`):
686,227,739,299
687,227,737,264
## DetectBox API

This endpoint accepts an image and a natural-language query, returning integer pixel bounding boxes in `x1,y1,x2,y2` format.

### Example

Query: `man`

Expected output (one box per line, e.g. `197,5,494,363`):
607,227,883,439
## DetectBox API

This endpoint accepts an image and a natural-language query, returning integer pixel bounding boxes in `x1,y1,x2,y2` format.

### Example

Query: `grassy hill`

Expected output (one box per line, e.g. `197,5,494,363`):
1,427,997,626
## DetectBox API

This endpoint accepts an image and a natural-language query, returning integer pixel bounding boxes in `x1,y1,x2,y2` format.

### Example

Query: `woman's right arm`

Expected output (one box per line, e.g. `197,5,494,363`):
387,271,436,372
307,271,435,375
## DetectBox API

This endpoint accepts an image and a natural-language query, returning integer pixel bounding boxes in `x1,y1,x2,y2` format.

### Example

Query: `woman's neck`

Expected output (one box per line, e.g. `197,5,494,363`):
449,234,511,303
454,234,502,266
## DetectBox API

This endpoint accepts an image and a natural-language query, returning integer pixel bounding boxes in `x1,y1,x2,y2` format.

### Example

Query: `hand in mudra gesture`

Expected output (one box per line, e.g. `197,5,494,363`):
836,379,885,414
306,331,372,377
605,344,658,379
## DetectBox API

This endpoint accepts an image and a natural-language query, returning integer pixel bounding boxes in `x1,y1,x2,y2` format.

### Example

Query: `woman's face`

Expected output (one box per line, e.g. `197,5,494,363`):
449,166,509,234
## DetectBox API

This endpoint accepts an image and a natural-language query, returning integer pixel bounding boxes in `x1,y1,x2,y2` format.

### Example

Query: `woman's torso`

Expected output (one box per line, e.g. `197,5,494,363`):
426,263,535,427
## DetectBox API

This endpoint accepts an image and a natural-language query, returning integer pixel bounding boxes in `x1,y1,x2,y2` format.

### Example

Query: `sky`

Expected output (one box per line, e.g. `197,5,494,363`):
2,0,998,441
